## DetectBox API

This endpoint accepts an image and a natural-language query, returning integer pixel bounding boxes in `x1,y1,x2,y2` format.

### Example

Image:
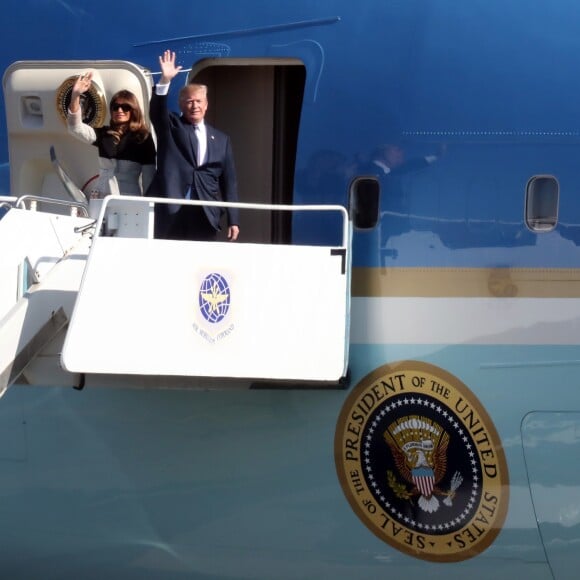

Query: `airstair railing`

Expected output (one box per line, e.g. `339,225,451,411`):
95,195,351,246
15,195,89,217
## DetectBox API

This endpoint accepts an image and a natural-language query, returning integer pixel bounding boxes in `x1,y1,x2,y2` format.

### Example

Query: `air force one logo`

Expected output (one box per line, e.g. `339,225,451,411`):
193,272,235,344
199,273,231,323
335,361,509,563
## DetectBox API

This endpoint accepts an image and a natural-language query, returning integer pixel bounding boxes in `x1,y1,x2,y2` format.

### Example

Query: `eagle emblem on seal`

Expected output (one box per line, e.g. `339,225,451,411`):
384,415,463,513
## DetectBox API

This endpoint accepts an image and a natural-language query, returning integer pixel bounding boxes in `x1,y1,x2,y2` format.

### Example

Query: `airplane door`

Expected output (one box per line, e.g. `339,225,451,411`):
191,60,305,244
2,60,154,207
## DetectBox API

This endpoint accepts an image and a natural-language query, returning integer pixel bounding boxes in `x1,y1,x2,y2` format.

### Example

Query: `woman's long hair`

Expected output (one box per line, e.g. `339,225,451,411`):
108,90,150,144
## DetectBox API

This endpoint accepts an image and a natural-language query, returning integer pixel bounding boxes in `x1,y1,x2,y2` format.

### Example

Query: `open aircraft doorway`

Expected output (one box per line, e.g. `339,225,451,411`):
190,59,305,244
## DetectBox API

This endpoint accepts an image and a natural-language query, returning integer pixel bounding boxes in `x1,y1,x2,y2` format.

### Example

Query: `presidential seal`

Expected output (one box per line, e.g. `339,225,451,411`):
56,74,106,127
334,361,509,562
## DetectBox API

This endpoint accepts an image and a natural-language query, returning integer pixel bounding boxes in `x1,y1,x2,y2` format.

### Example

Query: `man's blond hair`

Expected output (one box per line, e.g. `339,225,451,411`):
179,83,208,101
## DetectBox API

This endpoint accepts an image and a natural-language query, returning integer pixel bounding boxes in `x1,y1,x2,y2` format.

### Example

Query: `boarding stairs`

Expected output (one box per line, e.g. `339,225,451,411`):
0,195,352,390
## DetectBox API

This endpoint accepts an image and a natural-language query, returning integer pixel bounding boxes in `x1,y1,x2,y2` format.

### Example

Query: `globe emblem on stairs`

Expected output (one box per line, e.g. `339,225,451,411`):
198,273,231,323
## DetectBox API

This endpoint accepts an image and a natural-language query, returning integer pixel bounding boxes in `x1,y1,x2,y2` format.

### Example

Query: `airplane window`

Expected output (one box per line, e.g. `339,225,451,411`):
525,175,559,232
349,176,380,229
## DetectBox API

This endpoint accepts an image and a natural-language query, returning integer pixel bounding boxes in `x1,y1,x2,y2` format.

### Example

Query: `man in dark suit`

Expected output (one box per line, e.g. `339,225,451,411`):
146,50,240,241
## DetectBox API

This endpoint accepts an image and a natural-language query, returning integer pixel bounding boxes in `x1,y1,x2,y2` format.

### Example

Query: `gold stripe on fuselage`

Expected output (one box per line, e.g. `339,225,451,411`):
352,267,580,298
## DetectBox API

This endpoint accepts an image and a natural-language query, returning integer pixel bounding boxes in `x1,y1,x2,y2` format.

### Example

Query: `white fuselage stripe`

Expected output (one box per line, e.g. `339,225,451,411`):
350,297,580,345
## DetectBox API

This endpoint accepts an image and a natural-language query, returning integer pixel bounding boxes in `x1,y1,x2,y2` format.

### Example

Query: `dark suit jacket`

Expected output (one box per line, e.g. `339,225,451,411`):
146,89,239,237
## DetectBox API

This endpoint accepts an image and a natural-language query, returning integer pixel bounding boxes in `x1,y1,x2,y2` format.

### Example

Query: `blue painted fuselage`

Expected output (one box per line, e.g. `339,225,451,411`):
1,1,580,578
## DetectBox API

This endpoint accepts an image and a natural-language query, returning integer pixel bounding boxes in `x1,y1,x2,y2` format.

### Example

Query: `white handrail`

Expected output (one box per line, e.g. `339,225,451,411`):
97,195,351,246
15,195,89,217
